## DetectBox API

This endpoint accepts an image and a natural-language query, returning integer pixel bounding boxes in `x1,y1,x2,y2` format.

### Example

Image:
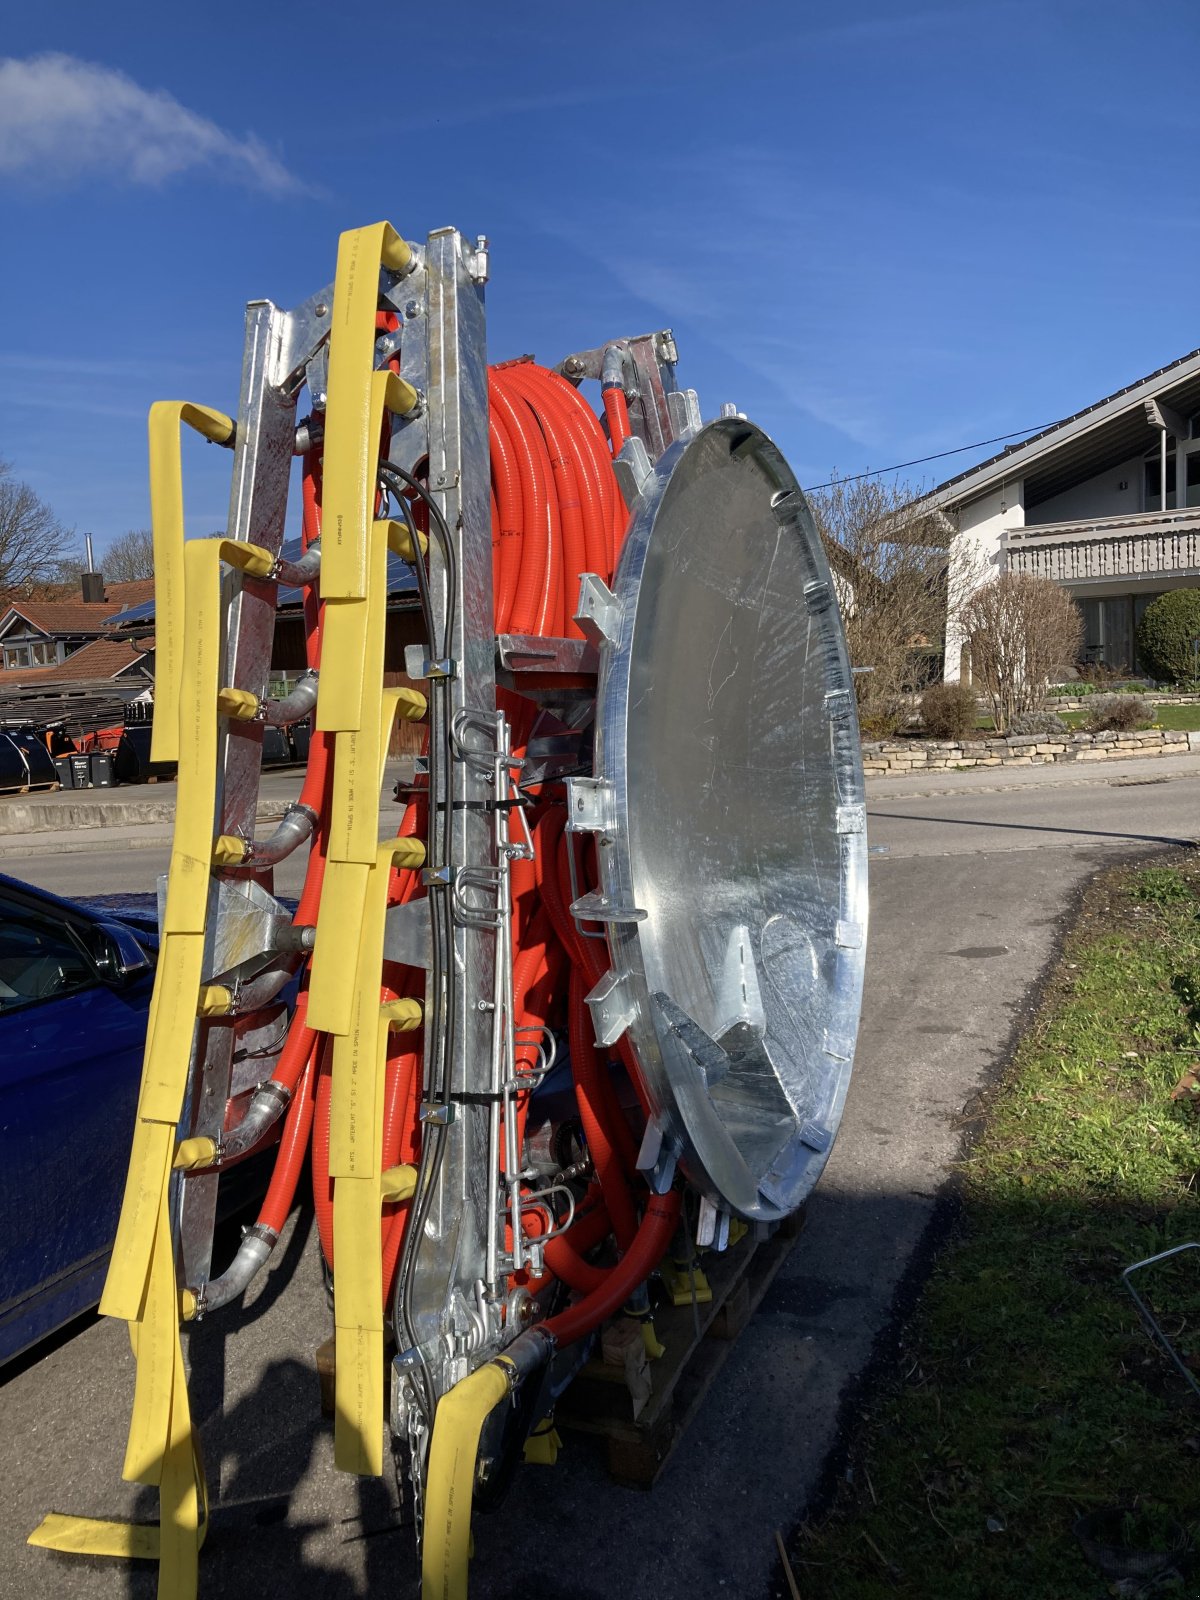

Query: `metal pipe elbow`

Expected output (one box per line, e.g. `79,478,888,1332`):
244,800,318,867
601,343,628,392
273,540,321,587
261,669,319,727
221,1078,291,1162
193,1223,277,1316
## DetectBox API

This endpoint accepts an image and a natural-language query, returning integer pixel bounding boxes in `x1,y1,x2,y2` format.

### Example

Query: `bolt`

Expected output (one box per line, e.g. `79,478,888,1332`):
405,299,420,319
314,302,329,318
564,356,585,377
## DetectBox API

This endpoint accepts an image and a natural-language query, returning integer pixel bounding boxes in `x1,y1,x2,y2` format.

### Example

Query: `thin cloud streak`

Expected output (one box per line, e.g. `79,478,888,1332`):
0,53,304,194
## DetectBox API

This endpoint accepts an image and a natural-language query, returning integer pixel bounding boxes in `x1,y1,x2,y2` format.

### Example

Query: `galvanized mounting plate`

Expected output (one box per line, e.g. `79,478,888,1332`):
590,419,867,1220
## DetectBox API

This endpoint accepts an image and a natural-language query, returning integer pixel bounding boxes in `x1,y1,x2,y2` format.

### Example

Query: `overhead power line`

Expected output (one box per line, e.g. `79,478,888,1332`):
803,420,1063,494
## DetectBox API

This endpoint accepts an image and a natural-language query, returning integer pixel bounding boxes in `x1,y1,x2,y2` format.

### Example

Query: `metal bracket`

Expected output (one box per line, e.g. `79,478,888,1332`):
383,898,433,970
584,968,637,1047
573,573,622,647
564,775,613,834
612,436,653,510
635,1115,679,1194
667,388,702,441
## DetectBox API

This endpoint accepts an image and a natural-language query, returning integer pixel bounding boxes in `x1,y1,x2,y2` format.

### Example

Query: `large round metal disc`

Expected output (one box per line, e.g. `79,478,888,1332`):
587,418,867,1221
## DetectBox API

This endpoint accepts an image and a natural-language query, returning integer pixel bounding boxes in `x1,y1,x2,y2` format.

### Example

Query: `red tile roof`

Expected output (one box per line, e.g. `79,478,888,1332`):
1,637,151,684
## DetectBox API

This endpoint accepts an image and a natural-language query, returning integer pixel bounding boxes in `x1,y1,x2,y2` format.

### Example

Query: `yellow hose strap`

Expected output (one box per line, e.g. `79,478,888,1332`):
36,1197,207,1598
197,985,232,1017
383,519,428,561
322,222,414,607
217,538,274,577
422,1363,512,1600
147,402,234,764
173,1137,217,1171
216,687,259,721
319,380,416,733
327,522,388,863
162,540,223,936
329,830,426,1474
332,1006,389,1476
382,998,423,1032
329,839,398,1177
381,1163,418,1202
212,834,249,866
305,858,370,1035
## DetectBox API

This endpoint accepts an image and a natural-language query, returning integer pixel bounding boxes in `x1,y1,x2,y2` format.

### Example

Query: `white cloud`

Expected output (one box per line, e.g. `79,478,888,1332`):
0,53,302,193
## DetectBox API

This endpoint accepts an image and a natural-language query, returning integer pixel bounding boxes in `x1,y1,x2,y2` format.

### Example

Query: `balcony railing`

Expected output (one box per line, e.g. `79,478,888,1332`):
1002,507,1200,585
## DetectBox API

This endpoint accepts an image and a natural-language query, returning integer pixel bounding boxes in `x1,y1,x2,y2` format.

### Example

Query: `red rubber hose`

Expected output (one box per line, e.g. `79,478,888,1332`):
257,1037,319,1235
603,385,632,456
569,967,638,1249
540,1191,681,1347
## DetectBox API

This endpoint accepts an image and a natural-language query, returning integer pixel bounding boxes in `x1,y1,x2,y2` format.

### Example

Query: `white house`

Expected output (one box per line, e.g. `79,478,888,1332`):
935,347,1200,679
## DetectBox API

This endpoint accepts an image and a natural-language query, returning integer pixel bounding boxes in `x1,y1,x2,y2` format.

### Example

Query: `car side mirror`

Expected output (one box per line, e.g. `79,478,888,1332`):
92,921,153,985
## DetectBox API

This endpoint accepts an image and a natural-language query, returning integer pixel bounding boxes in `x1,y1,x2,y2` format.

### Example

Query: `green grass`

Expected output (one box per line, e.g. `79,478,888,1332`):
1055,704,1200,731
790,856,1200,1599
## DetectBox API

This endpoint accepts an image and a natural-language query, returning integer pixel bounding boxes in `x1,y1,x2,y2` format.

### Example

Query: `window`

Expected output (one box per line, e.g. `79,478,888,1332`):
2,645,30,669
0,905,97,1012
1144,452,1177,511
30,640,55,665
1187,454,1200,509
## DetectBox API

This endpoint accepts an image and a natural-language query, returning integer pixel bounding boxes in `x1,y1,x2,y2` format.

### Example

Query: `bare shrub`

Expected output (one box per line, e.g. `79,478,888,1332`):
1082,695,1151,734
959,574,1083,734
103,528,155,582
1009,710,1068,736
920,680,978,740
810,475,957,735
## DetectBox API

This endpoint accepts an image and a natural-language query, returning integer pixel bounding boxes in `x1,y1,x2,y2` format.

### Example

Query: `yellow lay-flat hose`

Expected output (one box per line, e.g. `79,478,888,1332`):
421,1362,513,1600
146,402,234,765
30,536,230,1598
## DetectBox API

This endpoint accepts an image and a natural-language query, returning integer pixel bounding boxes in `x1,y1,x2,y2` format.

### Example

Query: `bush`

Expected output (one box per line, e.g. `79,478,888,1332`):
1009,711,1068,736
858,699,908,740
1082,694,1152,733
919,680,978,739
959,574,1083,732
1136,589,1200,687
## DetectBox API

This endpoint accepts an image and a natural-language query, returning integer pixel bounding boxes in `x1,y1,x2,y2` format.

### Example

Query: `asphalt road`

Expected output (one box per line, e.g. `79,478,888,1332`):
2,762,1196,1600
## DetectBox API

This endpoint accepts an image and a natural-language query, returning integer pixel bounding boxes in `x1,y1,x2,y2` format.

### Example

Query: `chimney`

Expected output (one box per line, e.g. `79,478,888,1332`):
81,533,104,603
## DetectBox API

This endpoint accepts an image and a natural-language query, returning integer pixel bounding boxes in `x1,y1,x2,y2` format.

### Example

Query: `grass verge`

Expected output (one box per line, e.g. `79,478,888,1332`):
788,853,1200,1599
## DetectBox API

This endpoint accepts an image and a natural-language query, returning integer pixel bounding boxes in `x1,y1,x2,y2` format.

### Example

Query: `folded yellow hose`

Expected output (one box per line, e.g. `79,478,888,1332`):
30,535,228,1599
422,1363,512,1600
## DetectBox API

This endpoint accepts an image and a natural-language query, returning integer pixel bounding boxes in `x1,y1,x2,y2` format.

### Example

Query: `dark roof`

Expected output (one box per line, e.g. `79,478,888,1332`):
933,346,1200,512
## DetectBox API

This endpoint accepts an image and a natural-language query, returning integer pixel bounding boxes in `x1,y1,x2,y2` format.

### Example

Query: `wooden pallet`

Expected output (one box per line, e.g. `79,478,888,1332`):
556,1210,803,1487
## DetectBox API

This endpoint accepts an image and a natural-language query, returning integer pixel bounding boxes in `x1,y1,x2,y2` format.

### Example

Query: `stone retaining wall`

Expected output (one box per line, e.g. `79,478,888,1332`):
863,728,1200,777
1044,693,1200,712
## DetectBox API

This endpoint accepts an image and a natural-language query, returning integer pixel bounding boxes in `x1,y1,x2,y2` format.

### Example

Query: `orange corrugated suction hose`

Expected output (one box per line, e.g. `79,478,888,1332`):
490,371,560,636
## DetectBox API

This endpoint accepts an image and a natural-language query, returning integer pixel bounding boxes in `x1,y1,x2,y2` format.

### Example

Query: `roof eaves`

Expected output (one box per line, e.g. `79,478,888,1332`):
929,345,1200,510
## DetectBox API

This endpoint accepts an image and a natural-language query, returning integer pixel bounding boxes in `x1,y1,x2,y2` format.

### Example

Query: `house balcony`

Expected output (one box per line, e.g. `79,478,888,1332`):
1002,507,1200,588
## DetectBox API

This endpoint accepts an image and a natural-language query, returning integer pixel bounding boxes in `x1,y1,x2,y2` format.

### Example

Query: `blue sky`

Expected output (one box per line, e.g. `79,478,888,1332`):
1,0,1196,559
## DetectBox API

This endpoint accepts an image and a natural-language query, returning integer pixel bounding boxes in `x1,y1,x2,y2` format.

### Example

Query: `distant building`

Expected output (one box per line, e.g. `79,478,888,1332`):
0,580,155,686
935,349,1200,678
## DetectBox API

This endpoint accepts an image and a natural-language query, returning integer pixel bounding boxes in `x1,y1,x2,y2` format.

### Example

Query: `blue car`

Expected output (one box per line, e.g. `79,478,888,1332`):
0,874,158,1364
